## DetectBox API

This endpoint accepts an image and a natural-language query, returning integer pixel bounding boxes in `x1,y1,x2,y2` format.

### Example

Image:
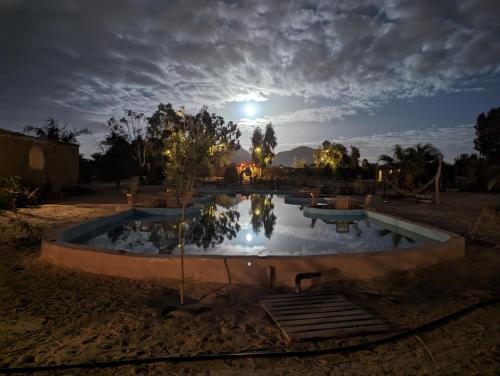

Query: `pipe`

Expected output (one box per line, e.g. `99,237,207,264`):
1,298,498,374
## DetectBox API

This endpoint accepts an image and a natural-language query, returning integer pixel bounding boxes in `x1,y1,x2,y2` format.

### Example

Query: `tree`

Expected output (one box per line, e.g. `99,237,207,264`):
313,140,348,170
263,123,277,167
162,104,240,304
24,118,90,144
106,110,148,170
223,164,240,185
350,146,360,168
379,143,443,202
474,107,500,162
147,103,177,181
97,123,136,188
250,123,278,169
250,127,264,168
454,153,480,177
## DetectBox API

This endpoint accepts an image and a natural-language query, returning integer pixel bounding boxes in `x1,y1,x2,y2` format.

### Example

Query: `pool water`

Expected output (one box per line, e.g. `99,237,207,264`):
79,194,436,256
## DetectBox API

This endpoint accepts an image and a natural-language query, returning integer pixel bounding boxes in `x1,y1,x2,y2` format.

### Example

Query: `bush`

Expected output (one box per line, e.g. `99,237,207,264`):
0,176,38,209
223,164,240,186
122,176,140,196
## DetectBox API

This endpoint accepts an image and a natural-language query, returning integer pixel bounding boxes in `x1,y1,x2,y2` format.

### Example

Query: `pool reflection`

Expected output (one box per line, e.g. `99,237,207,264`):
82,194,434,255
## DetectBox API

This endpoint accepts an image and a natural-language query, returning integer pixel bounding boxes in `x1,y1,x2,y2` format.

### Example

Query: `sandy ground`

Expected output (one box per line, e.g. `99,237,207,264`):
1,187,500,375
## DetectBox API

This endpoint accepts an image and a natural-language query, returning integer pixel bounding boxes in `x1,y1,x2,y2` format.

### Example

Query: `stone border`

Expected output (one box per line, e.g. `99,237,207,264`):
303,206,365,217
284,195,328,205
41,208,465,287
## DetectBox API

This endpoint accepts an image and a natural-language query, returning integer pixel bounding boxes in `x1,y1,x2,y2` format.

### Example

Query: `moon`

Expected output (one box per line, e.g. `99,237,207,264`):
244,103,256,117
245,233,253,242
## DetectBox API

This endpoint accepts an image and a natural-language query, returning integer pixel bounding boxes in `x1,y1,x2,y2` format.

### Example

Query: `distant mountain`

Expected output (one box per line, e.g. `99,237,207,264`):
230,147,251,164
229,146,316,167
273,146,315,167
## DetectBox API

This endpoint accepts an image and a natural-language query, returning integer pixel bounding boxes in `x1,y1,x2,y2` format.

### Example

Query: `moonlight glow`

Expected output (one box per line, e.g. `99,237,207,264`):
245,233,253,242
244,103,256,117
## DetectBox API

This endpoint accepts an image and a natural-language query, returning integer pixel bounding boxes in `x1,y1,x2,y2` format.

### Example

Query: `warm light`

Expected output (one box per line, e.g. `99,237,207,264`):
244,103,256,117
255,147,261,154
245,233,253,242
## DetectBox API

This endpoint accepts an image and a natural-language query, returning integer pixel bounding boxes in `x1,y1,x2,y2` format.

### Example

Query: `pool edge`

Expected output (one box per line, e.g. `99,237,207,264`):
40,209,465,287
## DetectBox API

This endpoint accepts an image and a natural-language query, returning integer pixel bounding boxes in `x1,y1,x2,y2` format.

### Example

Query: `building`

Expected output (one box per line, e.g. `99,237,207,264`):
0,128,79,190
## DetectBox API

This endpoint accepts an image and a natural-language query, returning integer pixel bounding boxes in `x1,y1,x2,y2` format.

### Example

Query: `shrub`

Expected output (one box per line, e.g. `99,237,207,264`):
122,176,140,196
0,176,38,209
223,164,240,186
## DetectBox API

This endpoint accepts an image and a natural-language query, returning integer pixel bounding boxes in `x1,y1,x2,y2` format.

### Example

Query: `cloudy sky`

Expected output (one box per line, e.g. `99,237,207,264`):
1,0,499,161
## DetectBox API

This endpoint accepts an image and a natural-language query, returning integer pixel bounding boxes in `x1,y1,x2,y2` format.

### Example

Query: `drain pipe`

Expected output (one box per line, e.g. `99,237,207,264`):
1,298,498,374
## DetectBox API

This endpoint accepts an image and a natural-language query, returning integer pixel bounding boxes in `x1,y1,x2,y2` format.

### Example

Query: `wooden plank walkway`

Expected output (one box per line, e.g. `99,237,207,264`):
261,291,390,341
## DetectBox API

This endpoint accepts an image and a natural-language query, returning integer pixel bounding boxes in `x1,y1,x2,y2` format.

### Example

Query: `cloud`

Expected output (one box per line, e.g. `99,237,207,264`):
0,0,498,154
279,124,476,162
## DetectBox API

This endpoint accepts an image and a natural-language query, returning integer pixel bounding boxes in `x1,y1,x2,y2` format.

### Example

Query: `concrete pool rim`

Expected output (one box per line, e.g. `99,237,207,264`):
40,206,465,287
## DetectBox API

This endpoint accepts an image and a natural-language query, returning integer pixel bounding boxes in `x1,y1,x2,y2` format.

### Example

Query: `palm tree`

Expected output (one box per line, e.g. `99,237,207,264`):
379,143,442,190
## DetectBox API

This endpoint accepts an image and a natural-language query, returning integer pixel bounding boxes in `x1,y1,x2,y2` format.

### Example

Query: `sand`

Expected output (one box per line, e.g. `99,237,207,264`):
1,187,499,375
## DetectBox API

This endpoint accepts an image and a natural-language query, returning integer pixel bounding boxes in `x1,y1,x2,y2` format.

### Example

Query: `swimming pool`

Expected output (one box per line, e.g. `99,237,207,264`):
77,195,436,256
41,193,465,286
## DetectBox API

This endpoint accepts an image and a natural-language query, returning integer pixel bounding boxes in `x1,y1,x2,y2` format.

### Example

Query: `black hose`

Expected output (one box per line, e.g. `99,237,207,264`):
1,298,498,374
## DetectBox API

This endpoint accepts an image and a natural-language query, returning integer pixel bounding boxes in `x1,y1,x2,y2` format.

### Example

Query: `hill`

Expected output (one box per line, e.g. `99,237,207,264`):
229,148,251,164
230,145,316,167
273,146,315,167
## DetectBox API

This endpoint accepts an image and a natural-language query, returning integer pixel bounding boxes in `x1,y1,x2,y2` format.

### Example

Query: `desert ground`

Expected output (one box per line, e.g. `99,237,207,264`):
1,187,499,375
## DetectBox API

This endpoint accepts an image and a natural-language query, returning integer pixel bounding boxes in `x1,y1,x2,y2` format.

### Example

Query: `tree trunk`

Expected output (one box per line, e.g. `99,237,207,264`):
178,196,187,305
434,158,442,205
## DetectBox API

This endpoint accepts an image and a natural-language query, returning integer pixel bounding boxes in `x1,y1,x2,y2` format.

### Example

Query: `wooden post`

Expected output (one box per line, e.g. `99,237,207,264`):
434,158,442,205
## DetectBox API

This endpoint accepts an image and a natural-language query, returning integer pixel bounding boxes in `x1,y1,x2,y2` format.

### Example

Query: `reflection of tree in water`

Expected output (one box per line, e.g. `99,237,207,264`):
250,194,276,238
376,228,415,248
149,222,178,254
107,219,178,254
106,201,241,253
185,203,240,248
106,220,149,250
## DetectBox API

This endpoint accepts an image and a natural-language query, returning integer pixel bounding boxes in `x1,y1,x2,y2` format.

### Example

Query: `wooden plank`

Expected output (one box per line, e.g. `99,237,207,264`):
283,319,384,333
262,295,347,304
263,296,349,306
262,293,345,302
270,299,355,308
291,324,389,340
271,305,365,316
270,301,356,312
272,309,367,321
277,313,375,326
261,291,390,341
262,291,342,300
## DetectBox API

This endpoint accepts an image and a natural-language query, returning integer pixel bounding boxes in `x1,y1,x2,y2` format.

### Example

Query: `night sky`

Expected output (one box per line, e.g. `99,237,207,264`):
1,0,499,161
